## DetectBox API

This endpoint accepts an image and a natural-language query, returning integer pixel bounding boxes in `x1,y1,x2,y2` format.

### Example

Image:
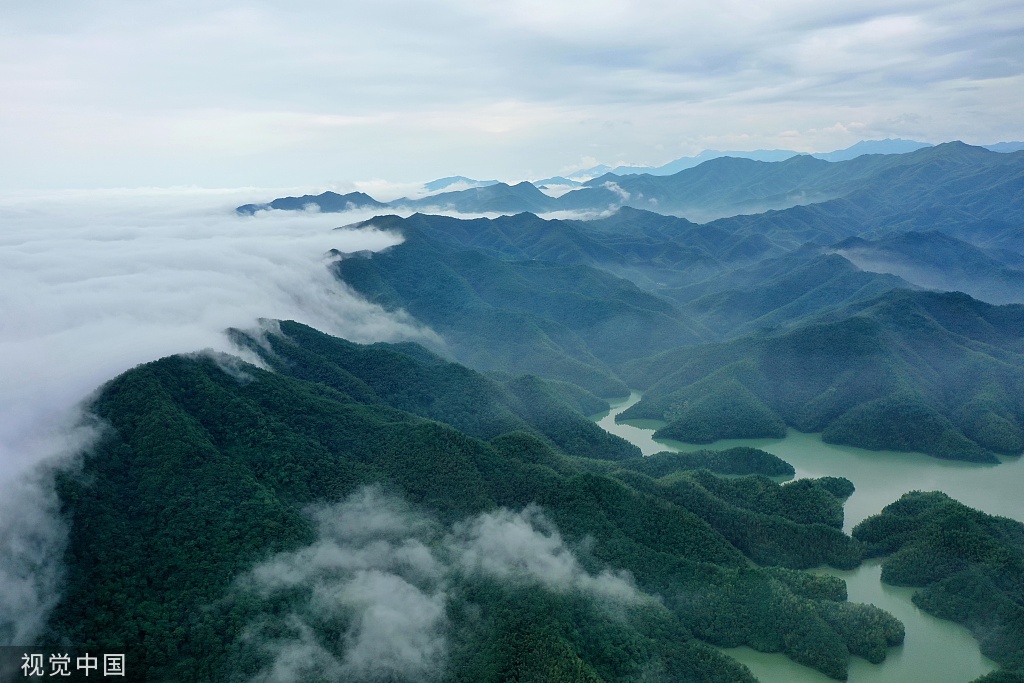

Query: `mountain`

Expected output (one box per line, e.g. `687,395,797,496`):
854,491,1024,674
830,231,1024,305
598,140,935,176
621,289,1024,462
985,141,1024,153
332,221,708,394
532,175,583,188
44,321,904,682
236,190,386,215
606,148,801,176
671,250,916,339
396,181,558,213
811,138,932,162
236,142,1024,226
423,176,500,192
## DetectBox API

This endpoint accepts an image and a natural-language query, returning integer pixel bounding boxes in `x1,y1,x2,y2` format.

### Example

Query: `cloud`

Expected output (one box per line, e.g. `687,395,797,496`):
0,189,433,647
1,1,1021,186
240,487,449,683
602,180,631,204
448,505,642,604
240,487,644,681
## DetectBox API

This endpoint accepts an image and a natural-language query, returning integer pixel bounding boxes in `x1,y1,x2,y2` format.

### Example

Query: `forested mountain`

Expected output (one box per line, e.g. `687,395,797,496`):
49,140,1024,683
47,322,905,682
830,231,1024,305
854,492,1024,676
238,142,1024,223
331,227,708,395
621,290,1024,461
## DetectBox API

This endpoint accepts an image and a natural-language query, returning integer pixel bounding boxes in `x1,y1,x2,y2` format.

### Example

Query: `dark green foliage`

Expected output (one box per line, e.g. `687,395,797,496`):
233,320,640,462
623,290,1024,461
46,323,898,681
822,395,993,462
611,469,860,569
973,671,1024,683
613,446,795,478
654,377,787,442
332,226,706,394
853,491,1024,674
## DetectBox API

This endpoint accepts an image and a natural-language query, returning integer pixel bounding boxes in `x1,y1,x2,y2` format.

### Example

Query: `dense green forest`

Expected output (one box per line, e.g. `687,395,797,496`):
854,492,1024,676
332,229,706,395
47,322,904,682
621,290,1024,461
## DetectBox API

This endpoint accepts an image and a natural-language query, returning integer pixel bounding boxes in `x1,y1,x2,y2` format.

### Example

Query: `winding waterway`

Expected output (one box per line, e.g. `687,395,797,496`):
594,392,1024,683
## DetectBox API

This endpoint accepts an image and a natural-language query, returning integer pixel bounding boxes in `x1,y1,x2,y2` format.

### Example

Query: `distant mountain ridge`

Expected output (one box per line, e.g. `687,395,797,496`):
237,142,1024,223
576,138,1018,177
423,175,500,192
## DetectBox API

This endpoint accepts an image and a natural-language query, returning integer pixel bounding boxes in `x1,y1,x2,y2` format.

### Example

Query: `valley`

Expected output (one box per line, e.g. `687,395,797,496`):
9,142,1024,683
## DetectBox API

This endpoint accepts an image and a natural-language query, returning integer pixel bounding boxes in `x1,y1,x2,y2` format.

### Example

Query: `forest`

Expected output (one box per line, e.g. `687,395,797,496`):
49,322,904,682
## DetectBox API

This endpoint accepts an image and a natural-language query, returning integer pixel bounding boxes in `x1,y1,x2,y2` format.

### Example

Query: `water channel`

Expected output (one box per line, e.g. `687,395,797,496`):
593,392,1024,683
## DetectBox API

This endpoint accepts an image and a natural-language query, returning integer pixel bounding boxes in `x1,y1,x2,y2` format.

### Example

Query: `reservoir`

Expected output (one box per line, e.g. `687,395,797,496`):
594,392,1024,683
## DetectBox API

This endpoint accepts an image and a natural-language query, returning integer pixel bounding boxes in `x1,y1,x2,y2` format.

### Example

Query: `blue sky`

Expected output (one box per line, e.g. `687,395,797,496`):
1,0,1022,188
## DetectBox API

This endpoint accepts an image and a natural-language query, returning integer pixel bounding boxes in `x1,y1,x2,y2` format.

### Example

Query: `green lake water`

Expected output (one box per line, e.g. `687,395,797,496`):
593,392,1024,683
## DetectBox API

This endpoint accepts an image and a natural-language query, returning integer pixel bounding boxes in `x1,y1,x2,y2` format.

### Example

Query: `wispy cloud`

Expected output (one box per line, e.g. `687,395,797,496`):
240,486,645,681
0,189,428,646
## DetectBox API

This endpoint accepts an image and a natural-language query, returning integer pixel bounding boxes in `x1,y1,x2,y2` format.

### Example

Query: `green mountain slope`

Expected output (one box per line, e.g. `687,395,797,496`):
238,143,1024,233
854,491,1024,675
46,322,902,682
332,227,708,394
832,231,1024,305
622,290,1024,461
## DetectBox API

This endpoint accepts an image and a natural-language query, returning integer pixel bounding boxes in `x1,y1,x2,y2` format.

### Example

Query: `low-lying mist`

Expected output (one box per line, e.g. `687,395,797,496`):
0,188,437,646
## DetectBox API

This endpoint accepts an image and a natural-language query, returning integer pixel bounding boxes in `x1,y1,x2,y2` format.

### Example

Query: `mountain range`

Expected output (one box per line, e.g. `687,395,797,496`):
32,136,1024,683
238,142,1024,223
47,321,901,682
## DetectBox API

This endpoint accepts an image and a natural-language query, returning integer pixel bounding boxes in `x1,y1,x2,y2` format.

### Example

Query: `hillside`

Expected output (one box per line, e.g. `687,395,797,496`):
854,491,1024,675
831,231,1024,305
236,142,1024,226
44,322,904,682
332,226,708,394
621,290,1024,461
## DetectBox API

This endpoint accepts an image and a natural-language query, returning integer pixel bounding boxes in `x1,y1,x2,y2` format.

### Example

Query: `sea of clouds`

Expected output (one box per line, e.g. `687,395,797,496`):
0,188,439,646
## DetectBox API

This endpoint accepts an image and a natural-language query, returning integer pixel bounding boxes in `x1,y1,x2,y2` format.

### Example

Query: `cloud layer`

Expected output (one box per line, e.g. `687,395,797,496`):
0,189,427,646
1,1,1021,187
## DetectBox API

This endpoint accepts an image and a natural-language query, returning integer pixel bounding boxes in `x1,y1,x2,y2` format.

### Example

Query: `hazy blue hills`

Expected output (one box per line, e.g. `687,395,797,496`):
236,190,386,215
46,321,906,682
332,222,709,394
621,289,1024,461
576,139,1018,177
586,139,934,176
671,250,916,340
831,231,1024,305
399,181,559,213
604,148,802,176
424,176,500,191
237,142,1024,225
812,138,932,162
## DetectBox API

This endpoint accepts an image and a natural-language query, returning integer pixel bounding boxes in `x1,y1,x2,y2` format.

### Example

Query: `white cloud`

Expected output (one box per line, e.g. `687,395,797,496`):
0,189,432,647
448,505,642,604
241,487,645,680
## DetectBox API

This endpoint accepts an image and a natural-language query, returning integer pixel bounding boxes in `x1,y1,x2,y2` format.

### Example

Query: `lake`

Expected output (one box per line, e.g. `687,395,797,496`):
594,392,1024,683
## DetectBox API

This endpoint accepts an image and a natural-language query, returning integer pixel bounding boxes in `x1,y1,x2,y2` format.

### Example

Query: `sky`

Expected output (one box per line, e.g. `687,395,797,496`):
1,0,1022,189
